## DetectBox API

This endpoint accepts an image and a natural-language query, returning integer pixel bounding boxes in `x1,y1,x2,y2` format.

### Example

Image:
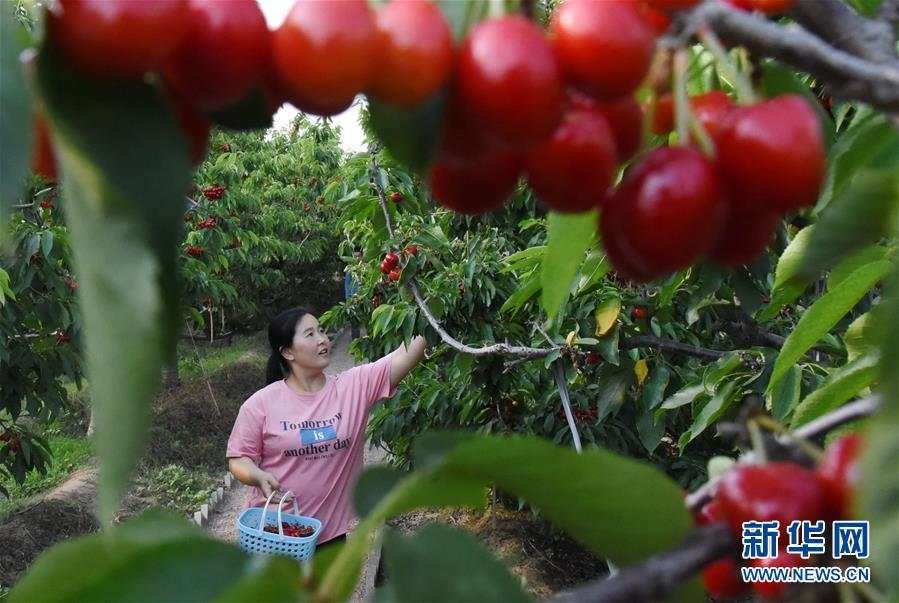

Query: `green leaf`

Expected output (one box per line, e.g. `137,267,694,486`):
770,365,801,422
541,210,597,321
204,85,274,131
661,384,705,410
499,273,540,315
596,324,620,366
35,42,191,521
757,227,815,321
843,308,883,362
383,524,532,603
368,93,446,175
0,267,15,304
679,380,738,451
8,510,301,603
354,466,406,518
828,245,891,292
790,351,880,427
818,114,899,213
797,169,899,281
1,2,31,228
767,260,892,395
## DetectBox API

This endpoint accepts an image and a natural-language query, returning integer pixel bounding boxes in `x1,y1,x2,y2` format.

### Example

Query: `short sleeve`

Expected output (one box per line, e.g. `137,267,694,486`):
346,354,397,410
226,398,265,464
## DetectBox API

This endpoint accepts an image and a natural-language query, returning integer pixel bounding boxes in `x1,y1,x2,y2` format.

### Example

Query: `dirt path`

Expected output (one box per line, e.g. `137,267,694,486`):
204,329,388,602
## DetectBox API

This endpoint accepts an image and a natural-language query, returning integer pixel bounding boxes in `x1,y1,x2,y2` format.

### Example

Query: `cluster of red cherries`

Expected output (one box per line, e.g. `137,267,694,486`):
33,0,819,284
262,521,315,539
201,185,226,201
378,243,420,285
697,433,864,600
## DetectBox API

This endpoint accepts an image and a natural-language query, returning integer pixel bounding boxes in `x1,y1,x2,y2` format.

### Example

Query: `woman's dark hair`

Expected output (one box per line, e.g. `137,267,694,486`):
265,307,315,385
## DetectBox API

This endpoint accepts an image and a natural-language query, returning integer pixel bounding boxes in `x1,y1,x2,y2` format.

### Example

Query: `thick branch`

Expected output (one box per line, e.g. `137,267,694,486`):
682,1,899,113
790,0,898,66
621,335,729,360
547,524,735,603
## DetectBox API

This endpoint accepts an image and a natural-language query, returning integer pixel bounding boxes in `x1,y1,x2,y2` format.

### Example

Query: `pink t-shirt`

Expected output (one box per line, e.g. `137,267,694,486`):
226,355,396,543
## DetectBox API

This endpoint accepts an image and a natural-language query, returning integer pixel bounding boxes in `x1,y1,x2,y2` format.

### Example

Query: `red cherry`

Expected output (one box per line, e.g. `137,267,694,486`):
701,557,748,600
817,433,863,520
164,0,269,112
569,92,643,161
744,0,794,14
750,550,806,600
404,245,419,255
551,0,656,100
456,16,564,148
600,147,726,281
632,2,671,35
369,0,454,106
645,0,701,10
631,306,649,321
379,260,390,274
31,114,57,182
384,252,400,270
273,0,378,116
388,269,401,282
390,191,404,203
690,90,733,143
428,150,520,215
650,93,674,135
585,351,600,365
525,107,617,213
49,0,187,79
717,95,825,213
716,463,827,539
709,207,780,267
722,0,754,9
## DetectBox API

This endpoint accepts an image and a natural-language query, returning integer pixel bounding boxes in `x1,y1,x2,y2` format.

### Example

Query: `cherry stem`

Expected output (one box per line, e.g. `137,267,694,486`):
698,26,757,105
747,420,768,463
754,415,824,462
672,49,691,146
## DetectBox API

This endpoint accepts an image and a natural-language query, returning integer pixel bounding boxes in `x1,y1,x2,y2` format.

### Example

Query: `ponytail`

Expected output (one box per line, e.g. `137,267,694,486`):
264,306,315,386
265,352,286,385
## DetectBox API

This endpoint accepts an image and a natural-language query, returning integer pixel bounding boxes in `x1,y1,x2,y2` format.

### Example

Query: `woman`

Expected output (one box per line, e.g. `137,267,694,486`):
227,307,426,557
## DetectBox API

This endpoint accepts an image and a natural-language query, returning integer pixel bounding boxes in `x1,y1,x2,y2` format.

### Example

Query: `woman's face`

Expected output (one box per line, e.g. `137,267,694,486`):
282,314,331,371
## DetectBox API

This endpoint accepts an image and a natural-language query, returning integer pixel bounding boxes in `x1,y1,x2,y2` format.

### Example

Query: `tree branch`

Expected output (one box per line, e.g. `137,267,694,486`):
620,335,730,360
677,1,899,113
547,524,735,603
790,0,898,66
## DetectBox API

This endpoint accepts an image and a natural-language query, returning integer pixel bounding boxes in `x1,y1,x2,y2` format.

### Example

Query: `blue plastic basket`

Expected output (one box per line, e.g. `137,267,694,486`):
237,490,322,562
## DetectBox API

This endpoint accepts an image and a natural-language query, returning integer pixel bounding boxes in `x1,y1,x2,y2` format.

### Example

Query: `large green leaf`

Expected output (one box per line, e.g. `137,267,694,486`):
828,245,892,292
797,169,899,281
541,210,597,321
790,351,880,427
858,260,899,600
817,114,899,213
770,365,801,422
383,525,532,603
322,432,691,601
368,93,446,175
1,2,31,227
9,510,301,603
35,42,191,521
843,308,884,362
767,260,893,396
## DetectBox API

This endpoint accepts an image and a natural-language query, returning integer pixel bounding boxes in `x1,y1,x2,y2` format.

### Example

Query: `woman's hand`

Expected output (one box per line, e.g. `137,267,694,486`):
254,469,281,498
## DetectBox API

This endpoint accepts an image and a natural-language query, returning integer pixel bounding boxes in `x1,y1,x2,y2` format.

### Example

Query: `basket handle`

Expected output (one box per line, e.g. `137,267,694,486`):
275,490,300,537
